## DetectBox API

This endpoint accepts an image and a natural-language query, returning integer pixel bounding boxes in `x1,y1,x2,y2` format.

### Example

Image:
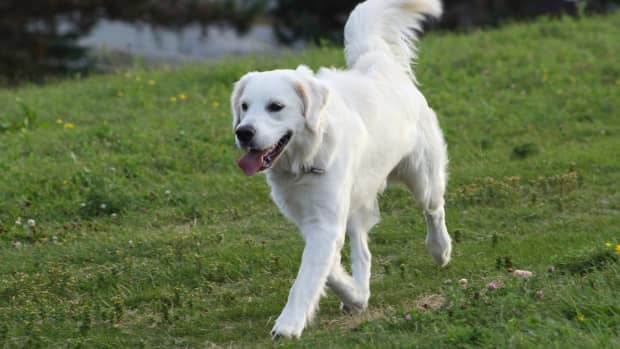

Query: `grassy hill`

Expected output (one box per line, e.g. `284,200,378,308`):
1,13,619,348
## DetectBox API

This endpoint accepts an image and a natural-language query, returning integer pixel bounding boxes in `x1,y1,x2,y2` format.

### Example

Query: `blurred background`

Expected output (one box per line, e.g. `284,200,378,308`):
1,0,618,84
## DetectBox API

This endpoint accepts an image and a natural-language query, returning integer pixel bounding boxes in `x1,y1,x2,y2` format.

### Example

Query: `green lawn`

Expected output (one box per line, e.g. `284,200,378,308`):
1,13,619,348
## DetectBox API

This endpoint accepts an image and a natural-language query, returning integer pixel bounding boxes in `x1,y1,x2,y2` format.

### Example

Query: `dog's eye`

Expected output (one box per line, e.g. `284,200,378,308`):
267,102,284,112
241,102,248,112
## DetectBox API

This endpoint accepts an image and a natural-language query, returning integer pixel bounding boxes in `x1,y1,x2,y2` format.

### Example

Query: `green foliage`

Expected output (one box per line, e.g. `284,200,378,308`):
0,101,42,133
0,13,619,348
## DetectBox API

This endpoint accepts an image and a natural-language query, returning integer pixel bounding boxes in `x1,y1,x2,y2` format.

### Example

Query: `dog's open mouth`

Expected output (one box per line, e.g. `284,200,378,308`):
238,131,292,176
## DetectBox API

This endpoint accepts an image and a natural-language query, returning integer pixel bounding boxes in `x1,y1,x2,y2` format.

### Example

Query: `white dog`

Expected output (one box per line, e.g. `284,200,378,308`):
231,0,451,338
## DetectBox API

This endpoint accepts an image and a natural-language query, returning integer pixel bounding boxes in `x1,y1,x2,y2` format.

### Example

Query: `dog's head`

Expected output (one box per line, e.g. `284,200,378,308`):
231,66,329,176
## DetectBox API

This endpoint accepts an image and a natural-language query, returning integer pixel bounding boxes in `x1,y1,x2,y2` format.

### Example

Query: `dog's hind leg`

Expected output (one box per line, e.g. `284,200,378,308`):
326,263,362,313
392,114,451,266
326,201,378,313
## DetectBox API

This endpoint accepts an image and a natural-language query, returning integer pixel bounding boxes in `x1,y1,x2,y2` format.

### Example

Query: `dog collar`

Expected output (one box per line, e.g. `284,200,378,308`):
303,166,325,175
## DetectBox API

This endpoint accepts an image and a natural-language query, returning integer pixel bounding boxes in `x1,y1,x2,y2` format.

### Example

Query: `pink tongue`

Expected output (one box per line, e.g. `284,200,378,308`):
238,151,265,176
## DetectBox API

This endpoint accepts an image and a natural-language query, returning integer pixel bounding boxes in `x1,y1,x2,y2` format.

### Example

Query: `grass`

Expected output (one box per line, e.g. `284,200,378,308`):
1,13,620,348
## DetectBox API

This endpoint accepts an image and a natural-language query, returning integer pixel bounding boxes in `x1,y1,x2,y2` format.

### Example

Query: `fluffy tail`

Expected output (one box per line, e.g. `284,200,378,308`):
344,0,442,75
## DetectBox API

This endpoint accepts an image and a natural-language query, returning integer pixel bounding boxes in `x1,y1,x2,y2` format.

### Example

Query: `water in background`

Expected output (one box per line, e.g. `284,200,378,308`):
80,20,291,66
2,0,617,83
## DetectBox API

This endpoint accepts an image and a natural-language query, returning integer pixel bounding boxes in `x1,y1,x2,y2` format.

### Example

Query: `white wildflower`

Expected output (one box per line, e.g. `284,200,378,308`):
513,269,534,278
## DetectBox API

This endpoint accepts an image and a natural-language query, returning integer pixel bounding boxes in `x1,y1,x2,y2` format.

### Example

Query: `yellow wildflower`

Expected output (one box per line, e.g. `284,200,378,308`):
211,100,220,108
64,123,75,129
615,244,620,254
56,118,63,125
179,94,188,101
576,314,585,322
169,96,177,103
148,80,156,86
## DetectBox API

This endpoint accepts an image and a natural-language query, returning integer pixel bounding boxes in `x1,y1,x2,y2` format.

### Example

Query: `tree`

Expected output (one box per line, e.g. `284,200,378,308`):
269,0,619,44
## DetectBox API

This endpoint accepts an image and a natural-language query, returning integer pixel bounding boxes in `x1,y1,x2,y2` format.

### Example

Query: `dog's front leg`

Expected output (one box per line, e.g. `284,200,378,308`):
271,222,345,339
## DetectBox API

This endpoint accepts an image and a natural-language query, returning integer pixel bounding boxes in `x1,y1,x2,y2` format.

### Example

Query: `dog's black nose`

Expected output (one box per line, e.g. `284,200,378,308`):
235,125,255,143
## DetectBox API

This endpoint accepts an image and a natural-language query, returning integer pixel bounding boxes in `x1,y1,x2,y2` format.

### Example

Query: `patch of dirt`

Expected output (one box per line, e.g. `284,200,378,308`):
413,293,446,312
321,305,395,331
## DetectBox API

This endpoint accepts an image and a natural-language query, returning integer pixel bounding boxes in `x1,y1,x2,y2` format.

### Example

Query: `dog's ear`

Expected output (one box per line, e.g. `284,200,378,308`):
294,65,330,132
230,72,257,130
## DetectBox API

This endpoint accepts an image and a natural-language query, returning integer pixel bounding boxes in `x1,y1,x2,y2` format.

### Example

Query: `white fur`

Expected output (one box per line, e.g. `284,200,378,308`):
231,0,450,339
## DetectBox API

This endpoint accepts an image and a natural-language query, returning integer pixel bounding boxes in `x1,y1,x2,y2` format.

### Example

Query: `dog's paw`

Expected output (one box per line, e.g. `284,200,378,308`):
340,301,367,315
426,236,452,267
270,311,305,339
